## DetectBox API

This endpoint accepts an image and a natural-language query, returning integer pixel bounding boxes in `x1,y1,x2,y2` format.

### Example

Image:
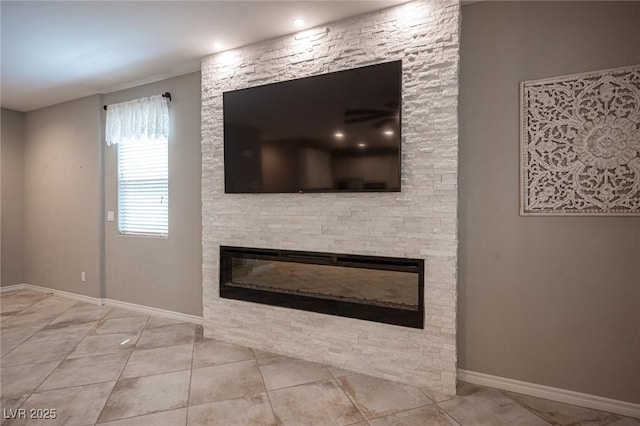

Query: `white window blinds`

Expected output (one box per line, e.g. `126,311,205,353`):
117,138,168,236
106,95,169,236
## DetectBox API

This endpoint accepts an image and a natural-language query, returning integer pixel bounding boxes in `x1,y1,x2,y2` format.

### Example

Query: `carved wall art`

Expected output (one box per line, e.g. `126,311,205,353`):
521,65,640,215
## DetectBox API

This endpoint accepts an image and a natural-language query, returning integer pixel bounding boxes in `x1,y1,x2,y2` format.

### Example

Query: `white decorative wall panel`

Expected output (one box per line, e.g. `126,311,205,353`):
201,0,460,394
521,65,640,215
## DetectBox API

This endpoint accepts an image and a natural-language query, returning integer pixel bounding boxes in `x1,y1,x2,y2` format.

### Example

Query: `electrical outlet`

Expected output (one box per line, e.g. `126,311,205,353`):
81,272,86,282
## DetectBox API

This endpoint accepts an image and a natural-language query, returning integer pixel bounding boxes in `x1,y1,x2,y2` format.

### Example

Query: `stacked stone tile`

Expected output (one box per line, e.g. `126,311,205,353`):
201,0,460,395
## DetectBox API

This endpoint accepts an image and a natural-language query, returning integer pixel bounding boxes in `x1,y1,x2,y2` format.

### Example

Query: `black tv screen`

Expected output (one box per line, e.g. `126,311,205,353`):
223,60,401,193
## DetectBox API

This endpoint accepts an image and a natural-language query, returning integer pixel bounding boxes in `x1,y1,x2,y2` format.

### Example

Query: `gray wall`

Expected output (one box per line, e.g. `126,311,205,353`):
23,96,102,297
103,72,202,316
1,108,25,286
17,72,202,315
459,1,640,403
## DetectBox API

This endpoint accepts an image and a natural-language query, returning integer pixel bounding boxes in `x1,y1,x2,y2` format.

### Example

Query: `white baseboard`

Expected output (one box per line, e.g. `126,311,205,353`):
0,284,27,293
103,298,203,325
458,369,640,419
1,283,99,306
13,283,102,305
1,283,203,326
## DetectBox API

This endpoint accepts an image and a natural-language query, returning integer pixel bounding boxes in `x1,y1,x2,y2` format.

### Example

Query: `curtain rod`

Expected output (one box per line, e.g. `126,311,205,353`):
102,92,172,110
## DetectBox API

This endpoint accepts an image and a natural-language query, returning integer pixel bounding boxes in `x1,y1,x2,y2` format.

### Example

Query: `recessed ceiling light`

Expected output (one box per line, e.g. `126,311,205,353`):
334,132,344,138
293,18,305,28
357,143,366,148
383,130,394,136
214,41,224,50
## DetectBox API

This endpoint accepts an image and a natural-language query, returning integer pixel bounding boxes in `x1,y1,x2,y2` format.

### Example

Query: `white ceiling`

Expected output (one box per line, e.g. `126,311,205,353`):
1,1,408,112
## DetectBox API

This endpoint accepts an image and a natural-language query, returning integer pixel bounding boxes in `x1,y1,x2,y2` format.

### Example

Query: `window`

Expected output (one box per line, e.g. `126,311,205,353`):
105,94,170,236
117,137,168,236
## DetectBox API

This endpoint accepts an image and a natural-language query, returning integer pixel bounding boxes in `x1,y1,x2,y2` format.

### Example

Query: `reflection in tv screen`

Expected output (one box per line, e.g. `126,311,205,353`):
223,61,402,193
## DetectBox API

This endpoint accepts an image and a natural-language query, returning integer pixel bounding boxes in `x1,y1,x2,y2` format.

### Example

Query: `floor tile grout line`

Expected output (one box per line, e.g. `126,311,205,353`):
362,403,441,424
134,323,198,352
191,353,259,372
258,371,348,394
94,313,151,424
0,335,37,359
134,340,197,352
93,407,186,426
48,300,108,321
432,403,464,426
32,376,121,395
253,350,280,424
120,366,193,381
0,290,48,364
500,387,629,424
2,331,89,365
61,311,132,360
186,389,289,426
255,355,334,388
92,318,196,422
0,295,73,359
117,342,194,358
49,304,122,425
428,393,458,404
102,311,150,321
1,358,67,370
0,358,64,407
344,419,371,426
91,315,148,336
435,403,468,426
417,385,441,404
497,388,555,425
8,296,104,329
185,327,198,426
12,379,119,395
334,375,446,424
2,293,104,412
325,375,368,423
145,320,198,330
328,369,357,381
184,389,271,411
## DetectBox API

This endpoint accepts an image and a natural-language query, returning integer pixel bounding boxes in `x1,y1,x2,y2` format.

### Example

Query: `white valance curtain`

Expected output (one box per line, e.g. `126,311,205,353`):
105,95,169,146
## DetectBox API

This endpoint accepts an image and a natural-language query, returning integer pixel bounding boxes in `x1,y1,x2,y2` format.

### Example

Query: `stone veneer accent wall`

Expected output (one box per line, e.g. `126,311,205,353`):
201,0,460,394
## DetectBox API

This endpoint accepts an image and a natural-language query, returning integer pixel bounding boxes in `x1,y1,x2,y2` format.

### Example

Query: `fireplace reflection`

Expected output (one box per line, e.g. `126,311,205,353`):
230,258,418,310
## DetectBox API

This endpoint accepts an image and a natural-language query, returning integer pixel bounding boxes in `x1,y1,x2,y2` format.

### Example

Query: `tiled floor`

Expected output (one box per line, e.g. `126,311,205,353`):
1,290,638,426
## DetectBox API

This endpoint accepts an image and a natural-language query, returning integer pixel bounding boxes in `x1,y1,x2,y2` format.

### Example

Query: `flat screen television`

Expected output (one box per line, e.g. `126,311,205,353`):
223,60,402,193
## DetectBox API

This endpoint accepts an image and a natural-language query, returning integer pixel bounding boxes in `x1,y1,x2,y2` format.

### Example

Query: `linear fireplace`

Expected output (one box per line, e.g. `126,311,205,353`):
220,246,424,328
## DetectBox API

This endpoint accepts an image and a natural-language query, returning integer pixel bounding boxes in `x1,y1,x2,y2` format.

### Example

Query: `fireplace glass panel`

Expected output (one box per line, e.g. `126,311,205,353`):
229,258,419,310
219,246,424,328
